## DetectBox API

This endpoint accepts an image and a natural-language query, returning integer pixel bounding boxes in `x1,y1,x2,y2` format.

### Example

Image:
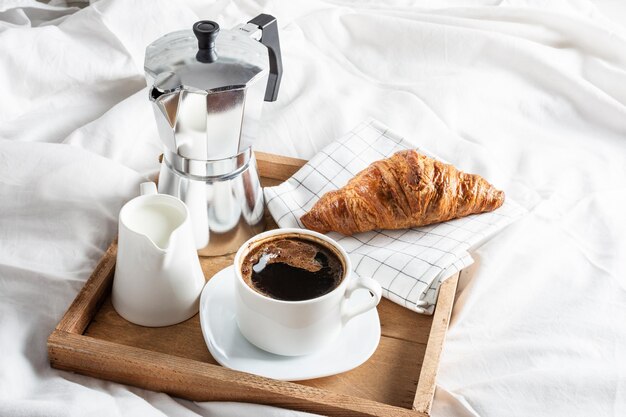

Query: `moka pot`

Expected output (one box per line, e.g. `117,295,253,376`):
144,15,283,256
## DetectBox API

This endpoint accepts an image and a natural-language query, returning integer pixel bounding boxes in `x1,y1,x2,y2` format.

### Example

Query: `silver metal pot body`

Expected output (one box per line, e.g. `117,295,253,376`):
145,21,269,161
144,17,283,255
158,148,265,257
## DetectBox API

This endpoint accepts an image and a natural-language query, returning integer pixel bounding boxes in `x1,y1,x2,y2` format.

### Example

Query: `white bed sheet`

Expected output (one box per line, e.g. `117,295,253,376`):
1,1,626,416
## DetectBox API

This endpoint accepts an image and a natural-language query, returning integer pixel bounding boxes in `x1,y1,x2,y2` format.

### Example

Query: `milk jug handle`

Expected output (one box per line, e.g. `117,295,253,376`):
248,14,283,102
140,182,158,196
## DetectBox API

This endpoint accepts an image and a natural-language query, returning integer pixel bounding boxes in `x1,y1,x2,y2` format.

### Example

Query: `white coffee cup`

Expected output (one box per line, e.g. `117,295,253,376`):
112,182,205,327
234,228,382,356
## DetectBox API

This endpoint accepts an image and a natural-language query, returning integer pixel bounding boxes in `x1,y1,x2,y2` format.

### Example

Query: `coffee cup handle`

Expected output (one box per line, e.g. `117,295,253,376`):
341,275,382,325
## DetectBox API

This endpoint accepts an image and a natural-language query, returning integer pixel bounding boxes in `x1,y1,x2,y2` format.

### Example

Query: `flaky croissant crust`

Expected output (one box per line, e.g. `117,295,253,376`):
300,150,505,235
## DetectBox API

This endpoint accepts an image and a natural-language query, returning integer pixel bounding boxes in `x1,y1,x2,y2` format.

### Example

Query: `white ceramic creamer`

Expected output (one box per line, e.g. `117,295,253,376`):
112,182,205,327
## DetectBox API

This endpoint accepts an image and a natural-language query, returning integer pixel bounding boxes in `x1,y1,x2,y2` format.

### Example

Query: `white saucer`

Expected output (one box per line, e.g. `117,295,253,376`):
199,265,381,381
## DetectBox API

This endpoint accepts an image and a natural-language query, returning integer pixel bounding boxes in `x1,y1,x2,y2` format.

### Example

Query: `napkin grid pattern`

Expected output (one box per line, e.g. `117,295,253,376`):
264,120,525,314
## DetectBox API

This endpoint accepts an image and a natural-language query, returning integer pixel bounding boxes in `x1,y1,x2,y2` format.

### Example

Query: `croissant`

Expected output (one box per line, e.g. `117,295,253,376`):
300,150,504,235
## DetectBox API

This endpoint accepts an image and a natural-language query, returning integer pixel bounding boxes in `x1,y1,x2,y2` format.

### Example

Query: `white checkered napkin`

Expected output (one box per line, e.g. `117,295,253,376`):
264,119,526,314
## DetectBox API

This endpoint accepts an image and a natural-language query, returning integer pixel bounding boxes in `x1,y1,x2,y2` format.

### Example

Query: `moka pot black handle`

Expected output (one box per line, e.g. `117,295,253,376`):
248,14,283,102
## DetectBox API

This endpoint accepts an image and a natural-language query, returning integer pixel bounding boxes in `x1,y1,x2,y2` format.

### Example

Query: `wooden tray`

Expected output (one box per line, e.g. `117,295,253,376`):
47,151,458,417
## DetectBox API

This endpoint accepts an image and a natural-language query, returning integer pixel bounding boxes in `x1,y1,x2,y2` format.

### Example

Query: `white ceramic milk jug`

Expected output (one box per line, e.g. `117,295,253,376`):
112,182,205,327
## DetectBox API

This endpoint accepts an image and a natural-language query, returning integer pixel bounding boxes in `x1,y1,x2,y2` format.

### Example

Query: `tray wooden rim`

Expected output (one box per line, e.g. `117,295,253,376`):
47,151,458,417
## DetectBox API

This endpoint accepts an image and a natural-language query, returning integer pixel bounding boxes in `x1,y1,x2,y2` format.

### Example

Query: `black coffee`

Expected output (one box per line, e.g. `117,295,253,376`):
241,237,344,301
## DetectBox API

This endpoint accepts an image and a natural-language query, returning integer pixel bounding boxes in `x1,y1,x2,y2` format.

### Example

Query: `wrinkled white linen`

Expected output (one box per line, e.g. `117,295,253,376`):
1,1,626,417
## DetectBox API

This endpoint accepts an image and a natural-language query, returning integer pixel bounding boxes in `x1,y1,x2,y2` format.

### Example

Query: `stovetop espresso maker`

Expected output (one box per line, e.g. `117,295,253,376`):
145,14,282,256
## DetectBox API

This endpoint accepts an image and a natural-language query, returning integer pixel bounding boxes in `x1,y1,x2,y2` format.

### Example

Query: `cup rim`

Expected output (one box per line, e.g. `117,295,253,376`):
234,228,352,305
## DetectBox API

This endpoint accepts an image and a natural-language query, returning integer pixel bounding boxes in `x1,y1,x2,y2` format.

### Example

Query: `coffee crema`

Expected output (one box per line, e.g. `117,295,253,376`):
241,237,344,301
